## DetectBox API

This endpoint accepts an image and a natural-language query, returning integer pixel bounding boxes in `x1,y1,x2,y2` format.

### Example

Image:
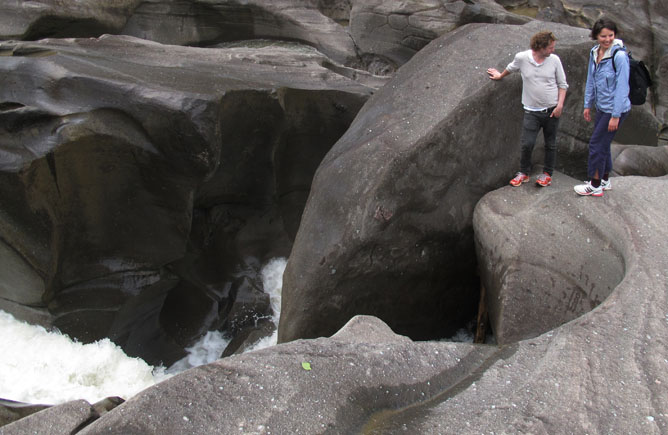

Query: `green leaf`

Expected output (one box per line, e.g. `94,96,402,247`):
301,362,311,371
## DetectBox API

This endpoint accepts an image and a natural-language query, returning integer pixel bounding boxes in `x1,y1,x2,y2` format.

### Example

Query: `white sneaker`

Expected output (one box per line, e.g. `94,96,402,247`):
601,179,611,191
574,181,603,197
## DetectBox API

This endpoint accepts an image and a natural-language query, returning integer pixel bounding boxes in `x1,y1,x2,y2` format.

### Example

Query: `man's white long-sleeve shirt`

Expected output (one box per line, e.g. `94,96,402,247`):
506,50,569,110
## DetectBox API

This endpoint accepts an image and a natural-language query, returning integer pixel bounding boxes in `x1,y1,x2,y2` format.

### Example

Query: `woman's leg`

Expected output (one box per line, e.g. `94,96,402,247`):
587,112,617,180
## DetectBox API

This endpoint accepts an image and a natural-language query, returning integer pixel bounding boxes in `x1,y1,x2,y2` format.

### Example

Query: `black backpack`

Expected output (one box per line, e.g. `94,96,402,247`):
611,46,653,105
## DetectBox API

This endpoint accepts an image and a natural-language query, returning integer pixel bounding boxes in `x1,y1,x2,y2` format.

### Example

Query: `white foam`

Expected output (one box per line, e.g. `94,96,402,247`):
0,310,171,405
166,330,230,374
261,257,287,323
167,257,287,370
0,257,288,404
240,257,287,353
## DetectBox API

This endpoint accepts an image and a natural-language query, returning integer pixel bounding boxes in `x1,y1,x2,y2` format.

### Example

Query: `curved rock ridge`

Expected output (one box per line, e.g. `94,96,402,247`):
0,0,139,40
474,171,626,345
76,315,500,434
0,0,359,66
0,35,373,364
279,20,659,344
0,0,531,75
612,144,668,177
403,175,668,433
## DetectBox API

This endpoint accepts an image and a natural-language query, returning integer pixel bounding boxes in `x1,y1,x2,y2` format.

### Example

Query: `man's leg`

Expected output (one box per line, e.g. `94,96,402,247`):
519,111,541,175
541,112,560,176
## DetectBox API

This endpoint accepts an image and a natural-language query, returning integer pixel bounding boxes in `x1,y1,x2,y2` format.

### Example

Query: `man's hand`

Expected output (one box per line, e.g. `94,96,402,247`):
487,68,503,80
583,108,591,122
550,105,563,118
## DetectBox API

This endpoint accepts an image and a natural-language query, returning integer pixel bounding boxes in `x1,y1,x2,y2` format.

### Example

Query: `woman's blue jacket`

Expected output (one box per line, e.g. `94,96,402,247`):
583,40,631,118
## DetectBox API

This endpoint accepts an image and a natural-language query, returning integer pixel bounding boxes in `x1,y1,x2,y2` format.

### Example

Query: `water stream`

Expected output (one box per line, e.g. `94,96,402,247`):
0,258,287,405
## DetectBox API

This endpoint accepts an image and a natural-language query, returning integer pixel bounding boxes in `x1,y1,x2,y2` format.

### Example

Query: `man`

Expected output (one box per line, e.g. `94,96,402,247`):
487,31,568,187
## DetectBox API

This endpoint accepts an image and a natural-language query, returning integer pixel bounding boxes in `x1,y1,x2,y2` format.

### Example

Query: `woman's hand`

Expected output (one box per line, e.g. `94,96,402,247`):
583,108,591,122
608,117,620,132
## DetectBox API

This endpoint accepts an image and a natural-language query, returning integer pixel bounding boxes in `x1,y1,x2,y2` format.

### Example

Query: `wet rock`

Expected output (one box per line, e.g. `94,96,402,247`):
221,318,276,357
0,35,372,365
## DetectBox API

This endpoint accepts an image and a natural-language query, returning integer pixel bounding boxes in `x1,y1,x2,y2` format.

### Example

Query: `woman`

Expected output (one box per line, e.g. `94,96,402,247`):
574,18,631,197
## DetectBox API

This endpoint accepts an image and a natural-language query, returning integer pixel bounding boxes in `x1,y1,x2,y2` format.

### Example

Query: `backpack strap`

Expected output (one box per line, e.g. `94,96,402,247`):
610,46,628,74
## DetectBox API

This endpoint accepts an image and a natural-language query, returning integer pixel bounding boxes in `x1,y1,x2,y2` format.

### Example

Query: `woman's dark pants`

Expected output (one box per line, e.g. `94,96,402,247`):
587,111,629,179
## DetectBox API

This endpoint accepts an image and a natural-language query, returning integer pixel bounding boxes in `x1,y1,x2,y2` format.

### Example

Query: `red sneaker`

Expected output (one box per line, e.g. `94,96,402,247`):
535,172,552,187
510,172,529,187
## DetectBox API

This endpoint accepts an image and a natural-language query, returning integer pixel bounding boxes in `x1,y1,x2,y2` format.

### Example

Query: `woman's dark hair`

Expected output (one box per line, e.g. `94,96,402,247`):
590,18,619,40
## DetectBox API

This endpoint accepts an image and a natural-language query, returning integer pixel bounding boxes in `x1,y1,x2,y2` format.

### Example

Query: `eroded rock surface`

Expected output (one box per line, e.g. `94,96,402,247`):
0,35,373,364
403,175,668,433
70,176,668,433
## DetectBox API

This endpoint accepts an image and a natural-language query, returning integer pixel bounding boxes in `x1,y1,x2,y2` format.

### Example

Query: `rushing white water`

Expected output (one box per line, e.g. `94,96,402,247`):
167,257,287,372
0,258,287,405
0,310,171,405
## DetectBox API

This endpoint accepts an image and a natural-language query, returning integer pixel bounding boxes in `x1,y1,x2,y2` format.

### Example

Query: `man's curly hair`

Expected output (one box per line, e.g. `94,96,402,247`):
530,31,557,51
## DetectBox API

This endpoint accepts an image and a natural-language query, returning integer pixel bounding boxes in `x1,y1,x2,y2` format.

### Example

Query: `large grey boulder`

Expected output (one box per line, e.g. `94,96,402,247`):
279,20,647,344
0,35,373,365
